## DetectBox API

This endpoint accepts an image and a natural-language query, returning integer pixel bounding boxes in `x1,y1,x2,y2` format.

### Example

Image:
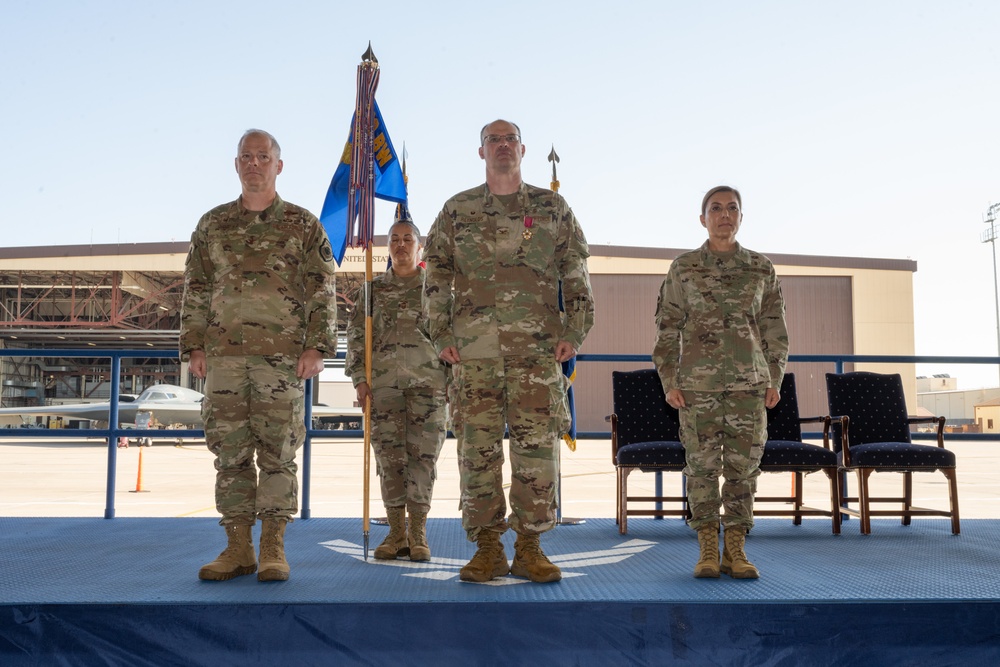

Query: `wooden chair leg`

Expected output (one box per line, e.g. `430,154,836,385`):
857,468,873,534
618,468,629,535
838,469,850,519
826,468,841,535
615,466,621,527
792,472,804,526
902,471,913,526
943,467,961,535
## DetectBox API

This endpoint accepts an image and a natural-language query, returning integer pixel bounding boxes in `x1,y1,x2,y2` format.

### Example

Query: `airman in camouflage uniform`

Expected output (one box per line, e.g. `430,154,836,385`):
345,219,447,562
653,185,787,580
181,129,337,583
423,120,595,583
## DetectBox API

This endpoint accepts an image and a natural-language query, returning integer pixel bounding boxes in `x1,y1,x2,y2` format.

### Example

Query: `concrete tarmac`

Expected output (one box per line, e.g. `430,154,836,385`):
2,436,997,522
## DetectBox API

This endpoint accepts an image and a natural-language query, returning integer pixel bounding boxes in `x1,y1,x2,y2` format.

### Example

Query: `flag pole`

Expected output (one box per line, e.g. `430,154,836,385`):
549,145,584,526
361,49,377,561
548,145,560,193
549,144,575,452
324,43,406,556
348,43,380,560
363,237,373,558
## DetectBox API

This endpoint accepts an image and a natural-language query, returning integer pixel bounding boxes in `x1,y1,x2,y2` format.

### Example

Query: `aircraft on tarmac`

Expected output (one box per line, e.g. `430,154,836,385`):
0,384,362,429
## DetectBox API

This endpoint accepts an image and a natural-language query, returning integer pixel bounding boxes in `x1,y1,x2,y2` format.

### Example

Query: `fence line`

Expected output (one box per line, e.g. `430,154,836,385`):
2,349,998,518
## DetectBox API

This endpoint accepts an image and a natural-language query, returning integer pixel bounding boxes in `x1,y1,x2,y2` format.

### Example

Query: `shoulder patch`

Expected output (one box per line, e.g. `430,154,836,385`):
320,238,334,263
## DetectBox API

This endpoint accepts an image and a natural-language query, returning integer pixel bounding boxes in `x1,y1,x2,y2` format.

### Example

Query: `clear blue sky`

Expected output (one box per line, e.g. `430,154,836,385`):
4,1,1000,387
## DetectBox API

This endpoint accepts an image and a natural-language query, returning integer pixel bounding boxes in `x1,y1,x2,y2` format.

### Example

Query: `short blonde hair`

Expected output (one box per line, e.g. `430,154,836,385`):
237,129,281,159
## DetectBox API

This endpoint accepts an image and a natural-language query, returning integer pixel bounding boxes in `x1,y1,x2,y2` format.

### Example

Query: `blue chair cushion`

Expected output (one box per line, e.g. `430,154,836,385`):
846,442,956,469
761,439,837,470
616,441,687,468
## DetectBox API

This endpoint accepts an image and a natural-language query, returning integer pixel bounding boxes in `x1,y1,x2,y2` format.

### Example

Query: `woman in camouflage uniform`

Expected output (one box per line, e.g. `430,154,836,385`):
345,220,448,561
653,185,788,580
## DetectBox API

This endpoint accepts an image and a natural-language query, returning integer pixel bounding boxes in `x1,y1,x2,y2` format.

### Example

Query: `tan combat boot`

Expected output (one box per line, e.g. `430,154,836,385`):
510,533,562,583
198,523,256,581
459,530,509,582
374,506,410,560
721,526,759,579
258,519,290,582
408,508,431,562
694,524,721,578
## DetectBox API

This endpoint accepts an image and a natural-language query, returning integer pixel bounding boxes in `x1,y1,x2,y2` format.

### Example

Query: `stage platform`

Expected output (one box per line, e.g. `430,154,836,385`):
2,516,998,665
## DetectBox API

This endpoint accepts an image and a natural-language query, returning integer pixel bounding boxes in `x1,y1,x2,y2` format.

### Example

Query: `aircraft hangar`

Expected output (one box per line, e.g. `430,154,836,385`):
0,241,919,429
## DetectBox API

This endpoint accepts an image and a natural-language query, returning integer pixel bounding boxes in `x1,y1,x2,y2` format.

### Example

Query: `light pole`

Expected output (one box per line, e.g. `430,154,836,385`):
981,202,1000,387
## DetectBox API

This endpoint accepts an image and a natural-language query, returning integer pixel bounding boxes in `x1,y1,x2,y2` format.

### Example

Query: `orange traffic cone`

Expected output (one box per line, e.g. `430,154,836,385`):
129,446,150,493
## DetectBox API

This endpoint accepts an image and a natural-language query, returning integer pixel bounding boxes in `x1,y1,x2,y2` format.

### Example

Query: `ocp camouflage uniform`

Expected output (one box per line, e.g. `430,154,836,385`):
423,182,595,541
180,194,337,525
652,241,788,532
344,266,447,513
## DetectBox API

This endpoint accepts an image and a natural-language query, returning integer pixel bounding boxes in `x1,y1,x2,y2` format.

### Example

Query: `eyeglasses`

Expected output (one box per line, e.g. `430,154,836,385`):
238,152,274,163
482,134,520,145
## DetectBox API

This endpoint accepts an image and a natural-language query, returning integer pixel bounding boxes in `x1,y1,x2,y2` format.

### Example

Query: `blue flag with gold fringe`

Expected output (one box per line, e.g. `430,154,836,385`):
558,281,578,450
320,100,408,264
562,356,577,449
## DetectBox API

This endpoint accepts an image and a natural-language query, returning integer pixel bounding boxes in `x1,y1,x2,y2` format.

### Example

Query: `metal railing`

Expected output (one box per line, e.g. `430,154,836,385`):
2,349,998,518
574,353,1000,442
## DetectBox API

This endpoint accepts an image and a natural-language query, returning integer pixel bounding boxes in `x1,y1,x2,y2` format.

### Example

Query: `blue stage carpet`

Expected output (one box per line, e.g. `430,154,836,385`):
2,517,998,665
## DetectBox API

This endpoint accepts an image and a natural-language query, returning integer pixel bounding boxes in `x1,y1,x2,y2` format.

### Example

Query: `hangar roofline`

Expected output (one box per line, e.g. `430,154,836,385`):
0,242,190,260
0,241,917,272
595,244,917,272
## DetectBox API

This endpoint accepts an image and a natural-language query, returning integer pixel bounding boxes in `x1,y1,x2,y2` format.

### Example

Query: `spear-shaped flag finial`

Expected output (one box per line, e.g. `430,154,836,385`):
361,42,378,64
548,145,560,193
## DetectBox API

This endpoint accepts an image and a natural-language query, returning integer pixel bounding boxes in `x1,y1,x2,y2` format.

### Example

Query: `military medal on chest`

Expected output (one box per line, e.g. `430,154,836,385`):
523,216,533,240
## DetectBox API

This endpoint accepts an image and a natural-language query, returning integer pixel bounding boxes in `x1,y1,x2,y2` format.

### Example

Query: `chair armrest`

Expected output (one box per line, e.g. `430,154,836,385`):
907,415,946,446
812,416,833,449
906,416,942,424
797,415,827,425
610,413,620,462
802,415,837,451
828,415,850,464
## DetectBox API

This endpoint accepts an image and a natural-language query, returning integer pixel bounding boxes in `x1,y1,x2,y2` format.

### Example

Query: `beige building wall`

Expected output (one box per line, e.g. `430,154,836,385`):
975,404,1000,433
0,256,185,272
920,388,1000,422
589,252,918,414
917,376,959,392
848,267,916,374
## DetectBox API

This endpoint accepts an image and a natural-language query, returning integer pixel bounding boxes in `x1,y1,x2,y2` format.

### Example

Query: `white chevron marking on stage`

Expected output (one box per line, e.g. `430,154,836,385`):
318,537,656,585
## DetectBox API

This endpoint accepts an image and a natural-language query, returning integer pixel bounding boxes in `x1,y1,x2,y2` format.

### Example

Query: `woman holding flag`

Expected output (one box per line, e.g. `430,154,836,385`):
345,218,448,561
